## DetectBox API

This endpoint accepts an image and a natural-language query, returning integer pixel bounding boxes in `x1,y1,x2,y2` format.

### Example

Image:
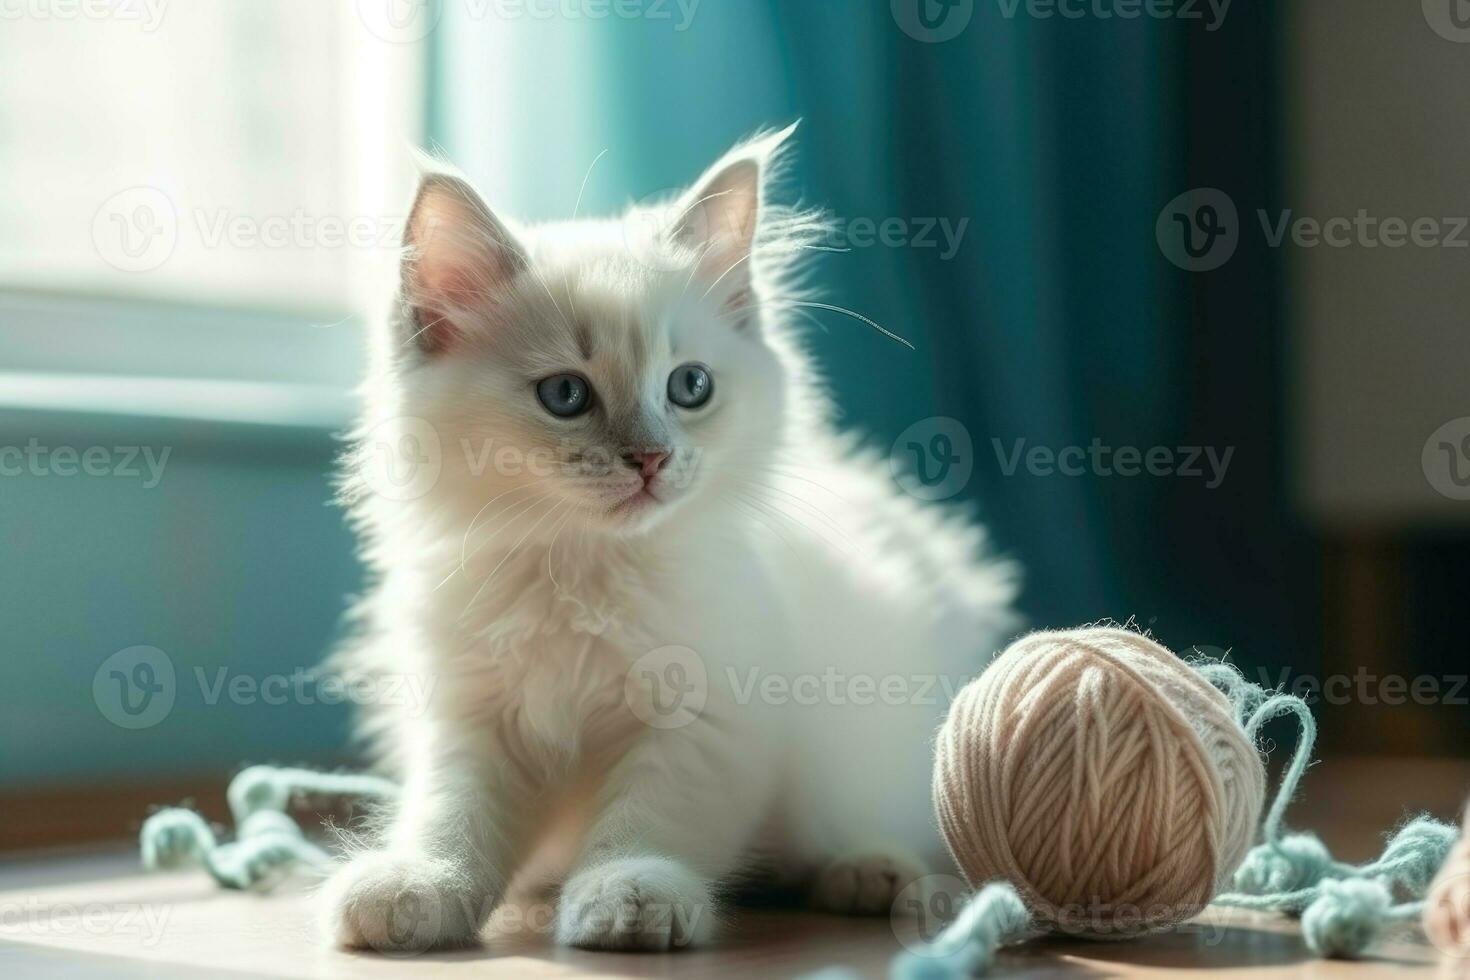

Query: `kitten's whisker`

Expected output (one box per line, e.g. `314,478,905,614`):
451,483,545,574
765,473,858,510
735,486,857,559
734,478,854,545
456,491,552,575
545,505,578,595
565,148,609,322
700,253,752,300
731,489,812,556
440,499,547,594
462,498,570,618
677,239,722,305
402,310,453,350
463,482,540,543
481,234,579,337
438,493,540,592
529,264,577,334
774,300,914,349
545,506,600,626
788,307,831,336
734,486,860,569
711,304,758,322
725,493,803,566
716,450,860,510
570,149,608,225
453,494,555,597
668,188,737,234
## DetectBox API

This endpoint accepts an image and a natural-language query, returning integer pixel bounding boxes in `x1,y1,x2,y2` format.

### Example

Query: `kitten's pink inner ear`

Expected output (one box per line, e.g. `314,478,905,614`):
675,157,762,286
403,176,523,353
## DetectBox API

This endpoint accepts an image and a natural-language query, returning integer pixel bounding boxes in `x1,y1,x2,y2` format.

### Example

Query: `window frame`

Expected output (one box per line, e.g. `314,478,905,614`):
1,14,427,428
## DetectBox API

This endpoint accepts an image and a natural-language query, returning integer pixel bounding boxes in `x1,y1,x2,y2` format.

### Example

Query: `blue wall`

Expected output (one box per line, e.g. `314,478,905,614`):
0,409,360,786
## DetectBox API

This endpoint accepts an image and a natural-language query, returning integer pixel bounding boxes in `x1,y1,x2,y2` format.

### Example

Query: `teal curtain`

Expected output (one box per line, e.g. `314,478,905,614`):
435,1,1314,666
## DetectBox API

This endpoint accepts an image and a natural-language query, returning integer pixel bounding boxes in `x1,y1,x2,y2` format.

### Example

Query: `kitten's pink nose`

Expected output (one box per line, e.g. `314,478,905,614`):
623,450,670,481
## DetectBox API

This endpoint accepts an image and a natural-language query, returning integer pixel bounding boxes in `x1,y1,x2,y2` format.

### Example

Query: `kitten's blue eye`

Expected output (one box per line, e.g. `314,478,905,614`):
667,363,713,409
536,373,592,418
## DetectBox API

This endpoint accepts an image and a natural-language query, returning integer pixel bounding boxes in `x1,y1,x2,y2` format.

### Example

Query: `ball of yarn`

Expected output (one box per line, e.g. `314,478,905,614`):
933,627,1266,939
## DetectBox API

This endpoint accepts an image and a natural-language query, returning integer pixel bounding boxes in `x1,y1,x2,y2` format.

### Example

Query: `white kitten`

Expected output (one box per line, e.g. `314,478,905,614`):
321,126,1018,953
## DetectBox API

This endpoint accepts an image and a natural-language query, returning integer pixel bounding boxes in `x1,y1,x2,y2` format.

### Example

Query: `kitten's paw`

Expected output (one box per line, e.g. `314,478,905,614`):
810,849,928,916
319,851,485,953
555,856,715,951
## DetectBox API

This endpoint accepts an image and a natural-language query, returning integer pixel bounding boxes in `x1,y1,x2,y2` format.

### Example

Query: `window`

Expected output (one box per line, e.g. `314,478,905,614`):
0,1,424,390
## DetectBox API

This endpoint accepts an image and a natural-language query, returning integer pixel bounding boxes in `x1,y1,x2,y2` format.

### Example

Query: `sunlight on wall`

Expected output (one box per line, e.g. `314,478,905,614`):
433,4,617,220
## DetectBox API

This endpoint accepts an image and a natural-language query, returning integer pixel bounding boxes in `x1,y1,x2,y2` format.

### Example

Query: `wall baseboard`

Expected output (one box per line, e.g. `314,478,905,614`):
0,774,382,855
0,776,232,853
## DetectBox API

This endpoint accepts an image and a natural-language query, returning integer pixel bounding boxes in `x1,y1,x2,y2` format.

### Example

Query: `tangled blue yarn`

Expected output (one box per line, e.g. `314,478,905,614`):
139,766,397,889
1371,817,1459,893
1204,684,1456,958
1232,833,1335,895
1248,818,1455,958
1299,879,1402,957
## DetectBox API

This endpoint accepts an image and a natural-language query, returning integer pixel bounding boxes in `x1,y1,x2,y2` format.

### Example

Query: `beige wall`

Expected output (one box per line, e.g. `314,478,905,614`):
1290,0,1470,526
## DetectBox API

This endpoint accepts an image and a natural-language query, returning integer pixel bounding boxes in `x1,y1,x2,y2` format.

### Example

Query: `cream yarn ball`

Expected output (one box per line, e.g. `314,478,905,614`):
933,627,1266,938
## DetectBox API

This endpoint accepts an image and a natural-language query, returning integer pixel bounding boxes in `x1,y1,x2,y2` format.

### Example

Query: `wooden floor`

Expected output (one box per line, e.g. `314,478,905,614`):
2,757,1468,978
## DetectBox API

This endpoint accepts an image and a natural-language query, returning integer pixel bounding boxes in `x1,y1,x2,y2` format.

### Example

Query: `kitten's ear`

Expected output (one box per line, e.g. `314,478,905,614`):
401,169,525,354
672,123,797,296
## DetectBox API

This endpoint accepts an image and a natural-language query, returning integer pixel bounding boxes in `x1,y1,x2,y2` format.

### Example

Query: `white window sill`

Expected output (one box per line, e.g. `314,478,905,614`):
0,373,355,433
0,289,365,434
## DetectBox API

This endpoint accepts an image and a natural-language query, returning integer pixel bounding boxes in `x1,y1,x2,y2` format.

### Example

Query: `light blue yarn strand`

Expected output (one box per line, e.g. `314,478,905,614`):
1192,661,1272,724
226,766,398,824
140,765,398,890
1240,693,1317,847
889,883,1031,980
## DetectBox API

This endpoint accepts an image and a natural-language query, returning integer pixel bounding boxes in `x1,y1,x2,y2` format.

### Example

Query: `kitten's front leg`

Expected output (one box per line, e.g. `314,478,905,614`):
555,730,771,952
321,756,539,953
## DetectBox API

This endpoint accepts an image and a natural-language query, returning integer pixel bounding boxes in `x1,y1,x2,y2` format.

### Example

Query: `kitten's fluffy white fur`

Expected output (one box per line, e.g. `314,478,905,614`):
322,126,1018,952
